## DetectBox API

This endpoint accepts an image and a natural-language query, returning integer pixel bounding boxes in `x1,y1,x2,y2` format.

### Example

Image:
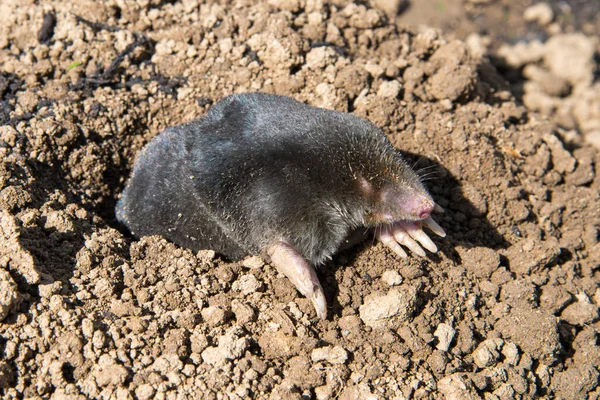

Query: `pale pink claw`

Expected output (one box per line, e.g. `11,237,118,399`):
392,223,426,257
401,221,437,253
376,216,445,258
266,241,327,320
378,225,408,258
423,216,446,237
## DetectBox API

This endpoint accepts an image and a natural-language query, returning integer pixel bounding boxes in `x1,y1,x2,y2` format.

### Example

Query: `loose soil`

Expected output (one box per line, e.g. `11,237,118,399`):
0,0,599,399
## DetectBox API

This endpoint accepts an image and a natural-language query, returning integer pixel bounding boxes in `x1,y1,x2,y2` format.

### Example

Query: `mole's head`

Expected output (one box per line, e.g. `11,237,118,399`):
343,134,435,227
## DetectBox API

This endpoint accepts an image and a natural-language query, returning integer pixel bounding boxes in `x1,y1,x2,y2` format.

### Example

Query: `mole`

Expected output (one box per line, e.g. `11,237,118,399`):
116,92,446,320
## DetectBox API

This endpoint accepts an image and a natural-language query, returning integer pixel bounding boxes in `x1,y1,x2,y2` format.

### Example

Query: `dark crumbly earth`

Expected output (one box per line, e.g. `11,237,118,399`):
1,0,599,399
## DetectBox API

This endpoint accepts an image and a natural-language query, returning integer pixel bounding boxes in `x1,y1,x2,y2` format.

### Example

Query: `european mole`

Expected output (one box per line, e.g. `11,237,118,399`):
116,92,445,320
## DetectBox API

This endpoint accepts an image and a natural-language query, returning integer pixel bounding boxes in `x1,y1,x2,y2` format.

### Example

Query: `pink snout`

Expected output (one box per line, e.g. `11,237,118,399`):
416,200,434,219
399,194,434,220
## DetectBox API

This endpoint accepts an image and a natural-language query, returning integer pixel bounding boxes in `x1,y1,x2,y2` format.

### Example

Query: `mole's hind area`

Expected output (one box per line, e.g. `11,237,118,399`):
115,125,249,261
116,92,446,320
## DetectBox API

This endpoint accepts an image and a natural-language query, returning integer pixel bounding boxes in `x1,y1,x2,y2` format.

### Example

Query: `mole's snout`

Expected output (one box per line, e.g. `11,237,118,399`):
398,192,434,220
416,200,434,219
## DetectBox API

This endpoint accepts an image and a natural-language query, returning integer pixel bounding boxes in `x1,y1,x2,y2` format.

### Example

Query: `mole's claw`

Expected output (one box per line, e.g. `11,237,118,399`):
423,216,446,237
266,241,328,320
390,224,426,257
311,287,328,320
434,203,445,214
377,226,408,258
400,221,437,253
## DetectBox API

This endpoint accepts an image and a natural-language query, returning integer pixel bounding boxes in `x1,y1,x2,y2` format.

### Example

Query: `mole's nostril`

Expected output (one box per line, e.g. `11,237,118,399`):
417,201,434,219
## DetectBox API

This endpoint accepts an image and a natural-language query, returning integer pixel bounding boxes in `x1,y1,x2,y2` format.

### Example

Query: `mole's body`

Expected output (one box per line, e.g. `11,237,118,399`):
116,92,445,319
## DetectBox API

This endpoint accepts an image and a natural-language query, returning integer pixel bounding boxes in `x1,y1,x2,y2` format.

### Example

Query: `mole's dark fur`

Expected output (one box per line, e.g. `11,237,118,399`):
116,92,432,266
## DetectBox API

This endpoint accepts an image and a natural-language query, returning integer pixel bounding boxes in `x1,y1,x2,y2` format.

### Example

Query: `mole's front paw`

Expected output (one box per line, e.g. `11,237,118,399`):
266,241,328,320
376,205,446,258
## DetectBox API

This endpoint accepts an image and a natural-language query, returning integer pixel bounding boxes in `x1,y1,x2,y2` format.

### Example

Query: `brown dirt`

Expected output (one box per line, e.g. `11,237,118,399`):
1,0,599,399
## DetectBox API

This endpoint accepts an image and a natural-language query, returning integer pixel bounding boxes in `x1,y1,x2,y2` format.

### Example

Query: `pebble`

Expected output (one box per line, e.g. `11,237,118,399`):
434,323,456,352
364,61,384,78
201,328,250,367
501,342,520,366
523,3,554,26
560,292,599,326
232,274,263,295
81,318,94,338
381,270,403,286
377,80,401,99
305,47,338,70
92,330,106,349
94,364,129,388
472,338,504,368
438,373,478,399
201,305,230,327
311,346,349,364
135,384,156,400
242,255,264,269
359,286,417,328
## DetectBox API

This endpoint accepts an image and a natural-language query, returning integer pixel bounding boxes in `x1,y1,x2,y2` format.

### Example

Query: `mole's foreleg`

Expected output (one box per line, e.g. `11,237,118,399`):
266,241,327,320
377,206,446,258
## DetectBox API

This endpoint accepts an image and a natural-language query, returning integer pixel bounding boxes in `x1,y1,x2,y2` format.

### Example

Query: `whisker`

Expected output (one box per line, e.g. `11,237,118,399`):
417,174,440,182
418,172,439,180
411,156,424,170
416,165,438,175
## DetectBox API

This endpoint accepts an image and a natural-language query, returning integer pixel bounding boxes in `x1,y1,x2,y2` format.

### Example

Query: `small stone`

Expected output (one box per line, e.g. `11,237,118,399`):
315,384,335,400
197,249,216,261
232,300,257,324
434,323,456,352
359,286,417,328
377,80,401,99
438,373,478,399
305,47,338,70
38,281,62,300
364,61,384,78
311,346,349,364
381,270,403,286
560,292,599,325
201,305,230,327
472,338,504,368
92,330,106,349
81,318,94,338
242,255,264,269
94,364,129,388
135,384,156,400
523,3,554,26
232,274,263,295
201,328,250,366
502,342,520,366
92,278,114,299
150,354,183,375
